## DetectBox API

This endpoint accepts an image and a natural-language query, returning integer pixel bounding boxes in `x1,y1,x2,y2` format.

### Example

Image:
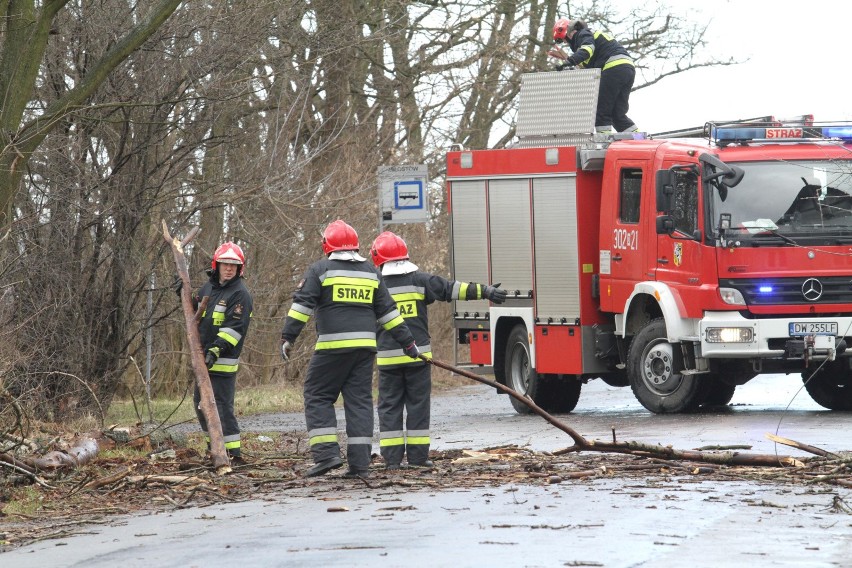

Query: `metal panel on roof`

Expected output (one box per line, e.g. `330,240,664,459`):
515,70,600,148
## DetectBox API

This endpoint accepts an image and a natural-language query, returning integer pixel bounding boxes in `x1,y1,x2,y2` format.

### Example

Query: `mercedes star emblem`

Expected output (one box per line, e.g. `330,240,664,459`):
801,278,823,302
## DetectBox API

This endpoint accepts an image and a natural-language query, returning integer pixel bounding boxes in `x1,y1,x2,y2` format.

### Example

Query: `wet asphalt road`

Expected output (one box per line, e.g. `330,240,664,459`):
3,373,852,567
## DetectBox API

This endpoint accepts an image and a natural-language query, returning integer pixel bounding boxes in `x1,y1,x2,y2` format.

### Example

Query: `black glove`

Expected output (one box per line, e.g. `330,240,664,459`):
205,348,219,369
402,342,420,359
280,339,293,361
483,283,507,304
172,274,183,298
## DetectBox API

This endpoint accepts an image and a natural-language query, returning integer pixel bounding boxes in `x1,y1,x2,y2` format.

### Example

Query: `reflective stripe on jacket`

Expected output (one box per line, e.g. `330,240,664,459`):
282,257,415,352
376,270,487,368
567,28,633,70
195,275,253,376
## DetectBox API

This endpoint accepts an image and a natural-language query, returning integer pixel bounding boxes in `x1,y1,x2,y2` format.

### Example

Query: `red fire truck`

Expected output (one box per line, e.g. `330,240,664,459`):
446,71,852,414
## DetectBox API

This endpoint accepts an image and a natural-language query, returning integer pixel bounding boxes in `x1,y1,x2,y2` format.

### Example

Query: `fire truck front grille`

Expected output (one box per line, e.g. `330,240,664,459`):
721,277,852,305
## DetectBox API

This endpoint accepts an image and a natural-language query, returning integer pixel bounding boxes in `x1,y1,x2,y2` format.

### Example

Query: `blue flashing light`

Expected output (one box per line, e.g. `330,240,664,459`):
710,121,852,144
758,285,774,294
713,127,766,141
821,126,852,141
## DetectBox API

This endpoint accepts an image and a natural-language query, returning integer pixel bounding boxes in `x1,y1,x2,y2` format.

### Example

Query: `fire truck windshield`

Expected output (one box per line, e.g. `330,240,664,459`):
710,160,852,245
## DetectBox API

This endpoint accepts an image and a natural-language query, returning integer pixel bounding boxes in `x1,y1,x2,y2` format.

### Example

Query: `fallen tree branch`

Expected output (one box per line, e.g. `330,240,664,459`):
83,465,136,490
0,455,56,489
765,433,839,458
0,451,37,474
127,474,208,486
162,221,230,474
426,357,802,469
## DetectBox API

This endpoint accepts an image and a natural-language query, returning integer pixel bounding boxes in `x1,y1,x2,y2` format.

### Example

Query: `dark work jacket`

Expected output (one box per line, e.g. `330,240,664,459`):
376,270,488,369
195,275,253,376
567,28,632,70
281,257,415,353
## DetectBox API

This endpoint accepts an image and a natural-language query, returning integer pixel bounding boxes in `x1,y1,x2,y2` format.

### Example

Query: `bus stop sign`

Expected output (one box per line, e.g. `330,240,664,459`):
378,164,429,225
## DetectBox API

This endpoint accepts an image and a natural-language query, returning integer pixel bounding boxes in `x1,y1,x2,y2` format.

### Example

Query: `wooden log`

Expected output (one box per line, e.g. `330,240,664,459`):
29,437,99,470
161,221,230,473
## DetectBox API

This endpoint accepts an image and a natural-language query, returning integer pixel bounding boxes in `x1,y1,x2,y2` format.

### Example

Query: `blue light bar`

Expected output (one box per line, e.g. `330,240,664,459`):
821,126,852,140
758,285,774,293
711,122,852,144
713,127,766,141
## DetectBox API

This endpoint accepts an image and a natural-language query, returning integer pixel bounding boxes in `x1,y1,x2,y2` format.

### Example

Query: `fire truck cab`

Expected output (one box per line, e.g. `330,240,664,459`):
447,71,852,414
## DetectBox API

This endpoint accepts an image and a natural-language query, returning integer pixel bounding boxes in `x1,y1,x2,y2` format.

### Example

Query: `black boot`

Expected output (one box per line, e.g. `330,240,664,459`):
342,468,370,479
305,456,343,477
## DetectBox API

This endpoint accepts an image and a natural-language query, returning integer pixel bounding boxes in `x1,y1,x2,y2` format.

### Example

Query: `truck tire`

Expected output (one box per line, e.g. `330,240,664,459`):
538,374,582,413
505,324,537,413
627,319,708,413
701,376,736,407
802,361,852,410
504,324,582,414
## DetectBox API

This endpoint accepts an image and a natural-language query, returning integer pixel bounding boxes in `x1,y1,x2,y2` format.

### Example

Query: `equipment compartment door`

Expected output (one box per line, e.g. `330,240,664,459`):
532,176,580,322
489,178,533,294
450,179,491,316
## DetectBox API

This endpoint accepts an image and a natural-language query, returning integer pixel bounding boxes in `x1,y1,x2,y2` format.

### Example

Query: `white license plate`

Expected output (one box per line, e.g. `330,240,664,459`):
789,322,838,336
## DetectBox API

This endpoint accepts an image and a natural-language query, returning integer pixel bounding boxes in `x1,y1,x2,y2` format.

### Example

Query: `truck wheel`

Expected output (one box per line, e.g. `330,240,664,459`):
538,374,582,413
701,376,736,407
505,324,538,414
627,319,708,413
803,362,852,410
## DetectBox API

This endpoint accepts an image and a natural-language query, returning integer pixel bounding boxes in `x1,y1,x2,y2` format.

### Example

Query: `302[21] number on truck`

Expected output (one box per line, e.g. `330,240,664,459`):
446,70,852,415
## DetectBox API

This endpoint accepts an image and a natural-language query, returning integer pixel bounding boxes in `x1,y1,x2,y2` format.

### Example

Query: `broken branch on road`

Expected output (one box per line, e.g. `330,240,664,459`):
426,357,806,469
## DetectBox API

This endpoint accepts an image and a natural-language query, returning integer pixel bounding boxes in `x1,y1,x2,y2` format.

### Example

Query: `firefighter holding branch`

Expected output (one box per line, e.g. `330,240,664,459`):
370,231,507,469
174,242,254,465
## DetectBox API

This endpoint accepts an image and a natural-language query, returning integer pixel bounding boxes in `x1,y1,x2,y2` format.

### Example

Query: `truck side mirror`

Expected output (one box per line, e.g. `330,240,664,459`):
655,170,675,213
656,214,675,235
699,152,744,188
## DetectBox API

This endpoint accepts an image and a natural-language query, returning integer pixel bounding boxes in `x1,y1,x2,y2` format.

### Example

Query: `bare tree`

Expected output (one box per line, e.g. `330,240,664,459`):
0,0,737,420
0,0,186,226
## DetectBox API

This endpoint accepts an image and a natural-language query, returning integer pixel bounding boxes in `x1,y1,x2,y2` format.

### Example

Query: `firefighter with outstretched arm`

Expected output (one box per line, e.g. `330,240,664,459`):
370,231,507,469
280,221,419,478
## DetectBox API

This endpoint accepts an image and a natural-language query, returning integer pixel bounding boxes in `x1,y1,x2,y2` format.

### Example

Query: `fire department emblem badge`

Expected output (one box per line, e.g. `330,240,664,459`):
673,243,683,267
234,303,243,316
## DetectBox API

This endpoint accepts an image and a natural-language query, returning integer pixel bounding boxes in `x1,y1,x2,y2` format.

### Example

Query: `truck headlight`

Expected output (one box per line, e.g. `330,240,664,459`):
706,327,754,343
719,287,746,306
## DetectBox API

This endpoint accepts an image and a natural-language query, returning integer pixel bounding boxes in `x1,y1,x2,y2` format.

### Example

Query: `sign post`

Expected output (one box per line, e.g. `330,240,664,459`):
377,164,429,233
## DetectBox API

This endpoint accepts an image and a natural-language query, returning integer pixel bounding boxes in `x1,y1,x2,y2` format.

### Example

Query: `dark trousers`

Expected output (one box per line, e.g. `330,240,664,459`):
596,63,636,132
303,349,375,471
194,372,241,457
377,363,431,465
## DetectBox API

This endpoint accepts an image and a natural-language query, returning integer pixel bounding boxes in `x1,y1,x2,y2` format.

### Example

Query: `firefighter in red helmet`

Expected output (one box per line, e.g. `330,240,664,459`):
176,241,253,464
370,231,506,469
548,17,637,134
281,220,419,479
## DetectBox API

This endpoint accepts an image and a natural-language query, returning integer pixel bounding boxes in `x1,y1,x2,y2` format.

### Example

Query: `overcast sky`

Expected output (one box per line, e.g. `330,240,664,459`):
627,0,852,133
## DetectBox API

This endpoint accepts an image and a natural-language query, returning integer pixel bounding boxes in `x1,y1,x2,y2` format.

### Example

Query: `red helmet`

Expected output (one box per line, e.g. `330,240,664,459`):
322,220,359,255
212,242,245,276
553,17,570,43
370,231,409,267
